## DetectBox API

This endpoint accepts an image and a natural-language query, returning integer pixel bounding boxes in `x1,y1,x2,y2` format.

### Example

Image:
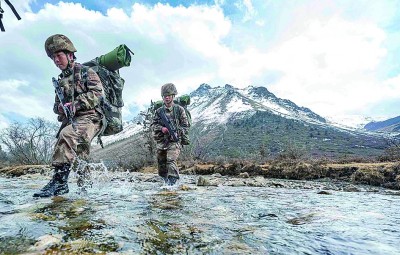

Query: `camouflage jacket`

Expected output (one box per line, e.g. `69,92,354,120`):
53,63,104,121
152,104,190,146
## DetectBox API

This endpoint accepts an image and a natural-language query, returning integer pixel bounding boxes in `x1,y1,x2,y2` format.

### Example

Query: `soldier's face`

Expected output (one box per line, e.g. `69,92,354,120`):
163,95,174,106
52,52,71,70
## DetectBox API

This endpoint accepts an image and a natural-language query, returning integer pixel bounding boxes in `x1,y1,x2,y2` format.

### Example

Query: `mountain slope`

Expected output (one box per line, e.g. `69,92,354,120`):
364,115,400,133
93,84,388,162
187,84,386,160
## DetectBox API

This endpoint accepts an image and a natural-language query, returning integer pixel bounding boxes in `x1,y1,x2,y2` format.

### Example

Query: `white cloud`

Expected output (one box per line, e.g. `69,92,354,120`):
0,2,232,123
265,17,389,116
0,0,399,129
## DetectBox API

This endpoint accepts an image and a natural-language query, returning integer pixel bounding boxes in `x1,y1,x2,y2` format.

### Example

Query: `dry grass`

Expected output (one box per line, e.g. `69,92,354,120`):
0,165,51,177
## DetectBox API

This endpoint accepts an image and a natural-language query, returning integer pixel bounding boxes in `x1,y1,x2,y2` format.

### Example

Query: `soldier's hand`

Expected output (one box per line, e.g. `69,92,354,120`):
161,127,169,134
58,102,76,115
57,103,64,114
64,102,75,114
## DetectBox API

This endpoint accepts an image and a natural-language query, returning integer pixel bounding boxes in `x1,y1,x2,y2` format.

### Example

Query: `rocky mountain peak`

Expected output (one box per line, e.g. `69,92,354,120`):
191,83,212,97
247,85,275,99
224,84,235,90
187,83,327,126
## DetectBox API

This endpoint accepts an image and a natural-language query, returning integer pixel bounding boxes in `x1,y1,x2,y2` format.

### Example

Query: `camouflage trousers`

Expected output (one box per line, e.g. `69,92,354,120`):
52,114,102,167
156,142,181,179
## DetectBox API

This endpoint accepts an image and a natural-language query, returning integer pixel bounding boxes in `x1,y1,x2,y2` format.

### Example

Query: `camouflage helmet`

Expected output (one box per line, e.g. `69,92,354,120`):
161,83,178,97
44,34,77,57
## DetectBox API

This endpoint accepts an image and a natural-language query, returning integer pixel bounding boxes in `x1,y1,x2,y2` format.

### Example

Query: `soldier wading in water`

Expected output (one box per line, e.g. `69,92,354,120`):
33,34,104,197
151,83,190,186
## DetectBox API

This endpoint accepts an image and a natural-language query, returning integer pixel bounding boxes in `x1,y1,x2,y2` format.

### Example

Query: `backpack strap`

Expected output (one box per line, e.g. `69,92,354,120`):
73,63,88,92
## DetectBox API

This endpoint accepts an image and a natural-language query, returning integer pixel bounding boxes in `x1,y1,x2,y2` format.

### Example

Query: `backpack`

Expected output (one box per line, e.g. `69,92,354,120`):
81,44,134,146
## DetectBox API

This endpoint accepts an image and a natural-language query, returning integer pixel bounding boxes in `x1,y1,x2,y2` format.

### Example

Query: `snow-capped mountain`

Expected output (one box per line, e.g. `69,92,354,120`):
186,83,387,159
94,83,388,159
189,83,326,126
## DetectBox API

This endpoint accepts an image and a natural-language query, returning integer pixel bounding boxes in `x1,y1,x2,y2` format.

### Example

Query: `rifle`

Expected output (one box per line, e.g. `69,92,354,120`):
158,107,179,143
52,77,75,130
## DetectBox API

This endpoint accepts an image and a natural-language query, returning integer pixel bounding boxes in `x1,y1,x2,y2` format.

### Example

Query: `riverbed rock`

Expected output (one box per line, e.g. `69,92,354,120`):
28,234,62,252
239,172,250,178
343,185,361,192
317,190,331,195
197,176,213,186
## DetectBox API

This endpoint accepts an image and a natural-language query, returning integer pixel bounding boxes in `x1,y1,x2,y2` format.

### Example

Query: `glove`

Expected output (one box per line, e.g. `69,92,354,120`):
161,127,169,134
58,102,75,116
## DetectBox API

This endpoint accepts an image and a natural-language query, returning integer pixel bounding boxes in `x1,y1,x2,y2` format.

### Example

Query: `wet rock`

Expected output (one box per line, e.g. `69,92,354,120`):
179,184,195,191
286,213,316,225
343,185,361,192
52,196,68,203
196,176,218,186
28,234,62,252
258,213,278,218
142,175,161,182
68,239,93,252
317,190,331,195
32,213,57,221
225,180,246,187
196,176,208,186
239,172,250,178
155,202,180,210
225,241,252,253
270,182,285,188
245,177,267,187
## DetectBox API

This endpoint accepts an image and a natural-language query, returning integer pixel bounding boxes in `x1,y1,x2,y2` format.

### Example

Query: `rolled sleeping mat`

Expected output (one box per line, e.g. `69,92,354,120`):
98,44,134,71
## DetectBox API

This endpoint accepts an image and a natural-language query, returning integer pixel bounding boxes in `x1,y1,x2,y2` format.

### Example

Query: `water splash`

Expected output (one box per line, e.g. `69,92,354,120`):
1,174,400,254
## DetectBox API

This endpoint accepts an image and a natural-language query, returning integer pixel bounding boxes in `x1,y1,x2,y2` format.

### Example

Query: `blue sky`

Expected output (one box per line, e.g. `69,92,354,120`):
1,0,400,129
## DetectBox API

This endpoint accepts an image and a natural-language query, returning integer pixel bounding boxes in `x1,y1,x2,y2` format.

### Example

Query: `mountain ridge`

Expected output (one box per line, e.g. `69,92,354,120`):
364,115,400,133
93,83,388,161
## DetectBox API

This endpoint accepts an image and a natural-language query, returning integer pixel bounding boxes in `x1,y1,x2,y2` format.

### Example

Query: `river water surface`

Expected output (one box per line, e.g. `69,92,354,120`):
0,169,399,254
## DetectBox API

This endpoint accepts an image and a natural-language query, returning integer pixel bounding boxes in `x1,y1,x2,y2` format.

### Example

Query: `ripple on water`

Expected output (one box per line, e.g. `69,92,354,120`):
1,174,400,254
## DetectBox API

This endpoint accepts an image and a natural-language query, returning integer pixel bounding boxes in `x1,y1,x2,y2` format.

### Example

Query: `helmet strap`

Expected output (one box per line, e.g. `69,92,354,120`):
65,52,74,70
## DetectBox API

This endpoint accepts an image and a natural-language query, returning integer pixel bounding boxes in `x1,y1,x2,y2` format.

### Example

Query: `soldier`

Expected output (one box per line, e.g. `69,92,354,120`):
33,34,104,197
151,83,190,185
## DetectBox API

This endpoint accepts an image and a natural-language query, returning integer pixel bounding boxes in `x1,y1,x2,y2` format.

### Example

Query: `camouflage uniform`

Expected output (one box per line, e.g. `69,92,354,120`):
152,84,189,184
52,64,104,166
33,34,103,198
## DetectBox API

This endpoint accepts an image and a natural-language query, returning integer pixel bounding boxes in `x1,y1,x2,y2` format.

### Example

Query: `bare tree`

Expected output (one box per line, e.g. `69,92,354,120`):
0,145,9,167
379,133,400,161
0,117,58,165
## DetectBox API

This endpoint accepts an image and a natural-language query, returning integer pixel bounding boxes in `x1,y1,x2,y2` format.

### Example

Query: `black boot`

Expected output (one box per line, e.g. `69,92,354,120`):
167,176,179,186
33,164,71,198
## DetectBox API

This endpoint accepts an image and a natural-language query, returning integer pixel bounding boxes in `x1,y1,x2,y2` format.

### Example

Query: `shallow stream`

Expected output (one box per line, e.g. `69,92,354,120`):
1,169,399,254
